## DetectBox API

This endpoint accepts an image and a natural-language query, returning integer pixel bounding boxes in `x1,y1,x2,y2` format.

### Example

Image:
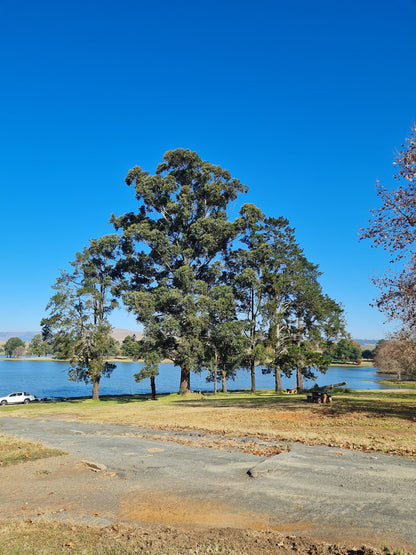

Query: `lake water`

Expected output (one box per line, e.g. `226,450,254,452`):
0,359,395,398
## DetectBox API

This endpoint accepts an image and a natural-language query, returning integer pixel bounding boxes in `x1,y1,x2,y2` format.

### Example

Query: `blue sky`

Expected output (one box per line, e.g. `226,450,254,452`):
0,0,415,338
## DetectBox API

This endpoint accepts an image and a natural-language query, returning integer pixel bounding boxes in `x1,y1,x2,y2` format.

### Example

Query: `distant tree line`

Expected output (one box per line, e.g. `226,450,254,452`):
0,334,126,359
2,337,26,358
42,149,349,399
323,339,362,364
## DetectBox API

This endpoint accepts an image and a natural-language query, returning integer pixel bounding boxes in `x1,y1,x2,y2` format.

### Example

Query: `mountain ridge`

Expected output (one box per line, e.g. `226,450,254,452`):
0,329,142,343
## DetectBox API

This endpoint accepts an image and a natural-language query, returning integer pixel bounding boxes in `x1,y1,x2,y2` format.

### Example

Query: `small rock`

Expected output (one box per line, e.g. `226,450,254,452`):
81,460,107,472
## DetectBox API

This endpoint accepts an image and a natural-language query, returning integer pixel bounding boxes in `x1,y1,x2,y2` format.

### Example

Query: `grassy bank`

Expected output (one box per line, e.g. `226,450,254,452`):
1,389,415,457
379,380,416,389
330,360,373,367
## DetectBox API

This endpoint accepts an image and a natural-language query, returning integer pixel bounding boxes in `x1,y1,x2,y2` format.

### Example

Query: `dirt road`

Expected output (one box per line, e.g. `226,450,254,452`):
0,416,415,551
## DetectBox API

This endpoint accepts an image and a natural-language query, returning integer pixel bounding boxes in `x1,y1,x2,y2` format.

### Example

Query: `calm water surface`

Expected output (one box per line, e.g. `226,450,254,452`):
0,359,395,398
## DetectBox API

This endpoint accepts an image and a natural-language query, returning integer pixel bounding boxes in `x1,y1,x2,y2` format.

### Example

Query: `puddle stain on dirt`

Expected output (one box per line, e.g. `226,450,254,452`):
120,490,416,553
120,490,307,531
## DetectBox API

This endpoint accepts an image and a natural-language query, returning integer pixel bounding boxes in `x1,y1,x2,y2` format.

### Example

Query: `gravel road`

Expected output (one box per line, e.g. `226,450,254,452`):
0,416,415,550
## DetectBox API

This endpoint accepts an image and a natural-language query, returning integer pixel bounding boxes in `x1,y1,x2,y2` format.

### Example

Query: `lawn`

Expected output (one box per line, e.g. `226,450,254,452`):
1,388,415,457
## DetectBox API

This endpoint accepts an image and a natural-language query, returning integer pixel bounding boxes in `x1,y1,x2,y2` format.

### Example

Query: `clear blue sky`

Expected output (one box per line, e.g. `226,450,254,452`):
1,0,415,339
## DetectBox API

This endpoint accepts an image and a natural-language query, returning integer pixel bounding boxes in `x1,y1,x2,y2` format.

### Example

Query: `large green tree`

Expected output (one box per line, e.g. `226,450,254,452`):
42,235,119,399
28,334,48,357
121,334,160,400
121,335,141,359
201,284,248,394
227,205,344,391
287,271,345,389
226,205,270,392
255,215,315,392
329,338,361,363
3,337,25,358
113,149,247,393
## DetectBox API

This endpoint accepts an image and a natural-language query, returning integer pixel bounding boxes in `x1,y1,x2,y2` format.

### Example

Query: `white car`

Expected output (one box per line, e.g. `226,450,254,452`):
0,392,36,405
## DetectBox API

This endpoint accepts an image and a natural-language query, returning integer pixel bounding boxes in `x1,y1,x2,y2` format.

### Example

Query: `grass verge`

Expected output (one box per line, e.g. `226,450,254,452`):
0,434,65,466
1,389,415,457
378,380,416,389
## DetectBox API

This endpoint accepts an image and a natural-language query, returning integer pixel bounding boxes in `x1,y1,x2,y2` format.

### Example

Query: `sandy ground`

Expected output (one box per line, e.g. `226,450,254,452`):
0,416,415,554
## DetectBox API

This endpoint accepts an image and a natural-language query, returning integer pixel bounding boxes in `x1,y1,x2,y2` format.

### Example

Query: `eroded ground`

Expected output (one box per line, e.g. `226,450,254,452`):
0,417,415,554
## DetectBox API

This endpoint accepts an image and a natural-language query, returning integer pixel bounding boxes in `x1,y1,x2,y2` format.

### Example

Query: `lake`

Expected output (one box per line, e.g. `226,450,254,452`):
0,359,395,398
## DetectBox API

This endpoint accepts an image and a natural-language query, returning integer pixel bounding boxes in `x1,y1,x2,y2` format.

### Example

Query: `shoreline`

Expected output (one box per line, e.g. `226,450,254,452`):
0,357,374,367
0,356,169,363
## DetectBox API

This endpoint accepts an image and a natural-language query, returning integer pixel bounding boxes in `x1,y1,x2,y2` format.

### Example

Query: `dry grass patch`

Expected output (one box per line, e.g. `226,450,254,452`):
0,520,396,554
0,434,65,466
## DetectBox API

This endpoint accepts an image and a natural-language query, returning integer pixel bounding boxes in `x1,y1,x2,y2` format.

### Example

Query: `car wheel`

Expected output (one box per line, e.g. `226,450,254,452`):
1,400,7,405
23,399,30,404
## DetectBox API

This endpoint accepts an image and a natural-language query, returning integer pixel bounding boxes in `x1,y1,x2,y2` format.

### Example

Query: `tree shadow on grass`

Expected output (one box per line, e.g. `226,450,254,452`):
98,393,171,404
325,393,416,421
171,389,416,422
56,393,171,404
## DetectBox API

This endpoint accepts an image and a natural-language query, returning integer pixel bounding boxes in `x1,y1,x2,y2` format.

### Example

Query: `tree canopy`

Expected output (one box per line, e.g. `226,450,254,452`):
28,334,48,357
373,328,416,380
112,149,345,393
327,338,361,363
42,235,119,399
361,125,416,327
112,149,247,393
42,148,348,396
3,337,25,358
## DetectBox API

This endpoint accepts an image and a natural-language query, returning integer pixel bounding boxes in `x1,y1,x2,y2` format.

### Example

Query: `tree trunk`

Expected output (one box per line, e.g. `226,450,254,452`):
179,366,190,393
150,376,156,400
296,367,304,390
251,360,256,393
92,379,100,400
213,353,218,395
221,371,227,393
274,367,282,392
296,319,304,391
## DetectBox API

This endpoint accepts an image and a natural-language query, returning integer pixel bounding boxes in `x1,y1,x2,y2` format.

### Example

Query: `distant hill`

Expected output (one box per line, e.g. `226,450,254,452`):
110,328,143,342
0,328,142,344
0,331,40,343
0,330,380,346
354,339,381,347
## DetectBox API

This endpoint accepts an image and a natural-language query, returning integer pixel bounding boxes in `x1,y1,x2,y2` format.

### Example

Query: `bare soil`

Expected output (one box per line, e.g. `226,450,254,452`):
0,456,389,554
0,428,412,554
